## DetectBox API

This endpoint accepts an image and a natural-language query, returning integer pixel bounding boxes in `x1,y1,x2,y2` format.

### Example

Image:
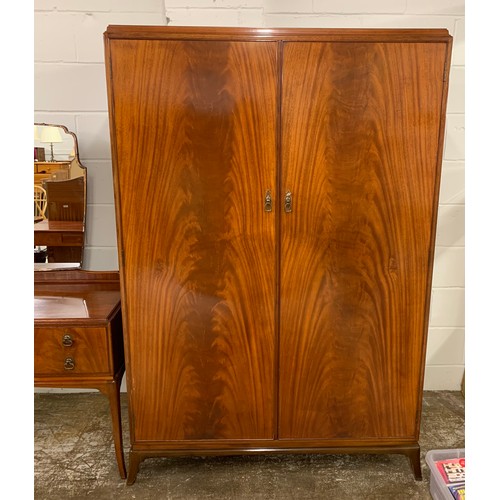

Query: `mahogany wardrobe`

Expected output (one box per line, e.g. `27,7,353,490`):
104,26,452,484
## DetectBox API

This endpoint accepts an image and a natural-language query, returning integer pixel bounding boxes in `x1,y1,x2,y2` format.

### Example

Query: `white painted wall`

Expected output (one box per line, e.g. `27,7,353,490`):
34,0,465,390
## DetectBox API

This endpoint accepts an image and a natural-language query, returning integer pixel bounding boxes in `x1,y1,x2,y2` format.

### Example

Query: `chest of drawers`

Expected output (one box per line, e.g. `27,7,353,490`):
34,161,71,185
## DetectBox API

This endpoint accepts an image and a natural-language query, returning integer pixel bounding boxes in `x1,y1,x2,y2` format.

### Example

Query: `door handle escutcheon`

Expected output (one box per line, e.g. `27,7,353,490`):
264,190,272,212
284,191,292,213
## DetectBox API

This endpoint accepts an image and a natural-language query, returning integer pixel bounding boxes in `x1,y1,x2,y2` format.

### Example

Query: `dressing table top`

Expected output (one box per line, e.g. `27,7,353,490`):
34,270,121,325
35,290,120,323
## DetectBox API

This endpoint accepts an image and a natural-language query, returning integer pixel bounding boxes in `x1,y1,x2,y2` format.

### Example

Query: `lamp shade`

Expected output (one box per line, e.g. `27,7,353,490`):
40,126,63,143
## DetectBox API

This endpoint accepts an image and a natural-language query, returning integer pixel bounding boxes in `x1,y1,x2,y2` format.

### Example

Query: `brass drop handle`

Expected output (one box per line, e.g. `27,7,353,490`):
62,334,73,347
64,357,75,370
264,190,272,212
284,190,292,213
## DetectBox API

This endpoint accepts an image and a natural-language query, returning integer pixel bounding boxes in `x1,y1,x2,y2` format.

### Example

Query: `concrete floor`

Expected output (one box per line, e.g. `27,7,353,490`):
34,391,464,499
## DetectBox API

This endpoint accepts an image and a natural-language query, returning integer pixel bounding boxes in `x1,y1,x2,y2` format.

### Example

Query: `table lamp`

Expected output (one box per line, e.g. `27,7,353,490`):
40,126,63,161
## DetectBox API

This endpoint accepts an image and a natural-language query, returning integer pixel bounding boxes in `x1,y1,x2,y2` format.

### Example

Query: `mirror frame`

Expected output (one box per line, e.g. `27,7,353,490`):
34,123,87,271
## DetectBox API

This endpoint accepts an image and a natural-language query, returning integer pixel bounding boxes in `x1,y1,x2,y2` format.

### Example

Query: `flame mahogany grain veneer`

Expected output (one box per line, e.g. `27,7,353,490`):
34,270,126,479
104,26,452,485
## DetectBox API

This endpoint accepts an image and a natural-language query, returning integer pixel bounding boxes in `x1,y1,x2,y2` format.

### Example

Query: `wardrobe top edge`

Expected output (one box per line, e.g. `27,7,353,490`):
104,25,451,43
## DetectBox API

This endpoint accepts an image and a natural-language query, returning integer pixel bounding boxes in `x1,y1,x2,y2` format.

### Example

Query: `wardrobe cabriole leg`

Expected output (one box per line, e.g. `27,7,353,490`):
406,446,422,481
126,451,142,486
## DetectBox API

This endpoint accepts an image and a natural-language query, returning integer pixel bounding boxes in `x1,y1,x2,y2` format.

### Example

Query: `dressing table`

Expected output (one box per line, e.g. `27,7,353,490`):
34,124,126,479
34,270,126,479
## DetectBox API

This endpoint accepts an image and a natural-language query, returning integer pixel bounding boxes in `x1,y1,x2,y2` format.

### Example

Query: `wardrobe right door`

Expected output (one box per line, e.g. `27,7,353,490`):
279,41,448,440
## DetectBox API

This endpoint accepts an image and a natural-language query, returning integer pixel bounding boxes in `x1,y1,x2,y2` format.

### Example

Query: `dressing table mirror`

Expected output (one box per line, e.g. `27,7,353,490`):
34,123,87,270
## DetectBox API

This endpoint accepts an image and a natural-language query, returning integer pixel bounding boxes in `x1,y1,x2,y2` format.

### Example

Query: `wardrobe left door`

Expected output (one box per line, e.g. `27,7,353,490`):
107,39,278,442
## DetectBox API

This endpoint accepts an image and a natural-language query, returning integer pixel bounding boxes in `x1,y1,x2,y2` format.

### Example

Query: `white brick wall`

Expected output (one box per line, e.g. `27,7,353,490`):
34,0,465,390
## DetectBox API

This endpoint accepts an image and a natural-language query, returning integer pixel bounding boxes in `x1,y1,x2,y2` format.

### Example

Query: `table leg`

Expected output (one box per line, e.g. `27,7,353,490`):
99,381,127,479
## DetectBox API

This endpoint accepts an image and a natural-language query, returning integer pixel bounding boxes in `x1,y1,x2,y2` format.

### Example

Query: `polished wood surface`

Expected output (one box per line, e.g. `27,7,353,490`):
35,290,121,322
279,41,448,440
45,176,85,222
105,25,450,42
34,270,126,479
34,219,84,264
35,220,84,238
104,26,452,484
35,326,111,374
42,177,86,263
34,219,84,231
108,39,278,441
34,269,120,291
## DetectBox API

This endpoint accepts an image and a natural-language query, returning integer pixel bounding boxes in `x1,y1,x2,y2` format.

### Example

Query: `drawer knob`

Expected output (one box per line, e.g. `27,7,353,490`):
62,334,73,347
64,357,75,370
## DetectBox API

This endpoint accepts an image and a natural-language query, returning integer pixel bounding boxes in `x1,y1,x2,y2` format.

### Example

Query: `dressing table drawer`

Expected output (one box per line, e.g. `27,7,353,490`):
34,326,111,376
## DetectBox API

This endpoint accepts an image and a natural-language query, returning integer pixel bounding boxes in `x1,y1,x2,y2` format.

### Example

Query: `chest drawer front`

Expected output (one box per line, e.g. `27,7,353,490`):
34,326,111,376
